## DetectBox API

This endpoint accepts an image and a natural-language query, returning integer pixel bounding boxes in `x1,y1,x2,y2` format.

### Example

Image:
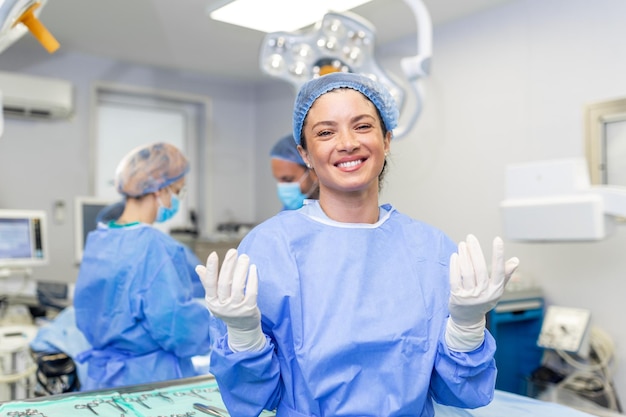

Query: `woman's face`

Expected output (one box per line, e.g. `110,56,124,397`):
300,88,390,196
156,178,186,208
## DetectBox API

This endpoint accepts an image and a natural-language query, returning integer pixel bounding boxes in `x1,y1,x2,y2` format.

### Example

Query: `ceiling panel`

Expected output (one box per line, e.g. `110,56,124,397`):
14,0,516,81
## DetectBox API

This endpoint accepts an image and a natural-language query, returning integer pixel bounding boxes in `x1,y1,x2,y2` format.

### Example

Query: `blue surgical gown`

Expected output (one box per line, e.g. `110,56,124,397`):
209,202,497,417
74,222,211,391
95,201,205,298
184,245,206,299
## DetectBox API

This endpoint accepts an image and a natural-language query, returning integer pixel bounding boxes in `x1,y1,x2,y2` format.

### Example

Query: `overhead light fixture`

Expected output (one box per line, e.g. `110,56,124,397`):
258,0,433,140
208,0,374,33
259,10,405,110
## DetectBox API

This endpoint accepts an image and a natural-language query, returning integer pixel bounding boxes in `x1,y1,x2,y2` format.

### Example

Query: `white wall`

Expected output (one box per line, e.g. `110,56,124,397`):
251,81,296,221
0,46,260,286
375,0,626,406
252,0,626,403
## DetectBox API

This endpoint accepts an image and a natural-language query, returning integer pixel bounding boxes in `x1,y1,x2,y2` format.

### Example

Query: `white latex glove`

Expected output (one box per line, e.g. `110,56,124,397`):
446,234,520,351
196,249,266,352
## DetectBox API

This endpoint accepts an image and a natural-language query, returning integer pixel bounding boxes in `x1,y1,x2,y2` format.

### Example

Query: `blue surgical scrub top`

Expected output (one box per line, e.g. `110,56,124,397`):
74,222,211,391
209,202,497,417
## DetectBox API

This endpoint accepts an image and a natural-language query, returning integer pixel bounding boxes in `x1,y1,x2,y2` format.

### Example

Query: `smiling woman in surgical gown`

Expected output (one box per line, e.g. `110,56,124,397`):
197,73,519,417
74,142,211,391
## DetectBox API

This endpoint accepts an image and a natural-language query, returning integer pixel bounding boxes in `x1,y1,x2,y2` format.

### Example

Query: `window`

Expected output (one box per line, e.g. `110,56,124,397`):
91,83,213,235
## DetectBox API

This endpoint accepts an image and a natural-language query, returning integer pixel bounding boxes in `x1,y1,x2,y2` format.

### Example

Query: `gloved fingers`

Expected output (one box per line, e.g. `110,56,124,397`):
466,234,488,292
196,251,219,301
489,236,505,288
230,253,251,304
504,257,520,281
449,252,462,293
217,248,238,302
244,264,259,307
457,241,477,290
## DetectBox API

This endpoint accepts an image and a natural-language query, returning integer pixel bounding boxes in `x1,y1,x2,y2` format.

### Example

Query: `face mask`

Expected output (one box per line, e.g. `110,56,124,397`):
277,182,307,210
155,193,180,223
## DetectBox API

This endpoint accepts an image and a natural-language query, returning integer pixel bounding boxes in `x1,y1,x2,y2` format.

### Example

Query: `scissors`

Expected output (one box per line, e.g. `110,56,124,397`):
74,402,100,415
128,394,152,409
8,411,46,417
152,391,174,403
174,388,209,400
101,398,127,413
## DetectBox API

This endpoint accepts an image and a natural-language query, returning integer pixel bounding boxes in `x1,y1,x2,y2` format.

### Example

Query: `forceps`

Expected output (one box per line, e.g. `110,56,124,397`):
102,398,127,413
74,402,100,415
193,403,227,417
8,410,46,417
174,388,209,400
127,394,152,409
152,391,175,403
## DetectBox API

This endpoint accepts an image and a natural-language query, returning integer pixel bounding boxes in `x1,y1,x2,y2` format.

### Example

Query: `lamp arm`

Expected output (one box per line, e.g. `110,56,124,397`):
400,0,433,80
391,79,422,139
393,0,432,140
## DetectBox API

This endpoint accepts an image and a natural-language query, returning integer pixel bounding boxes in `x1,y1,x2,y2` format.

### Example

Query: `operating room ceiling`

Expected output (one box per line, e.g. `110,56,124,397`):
14,0,516,82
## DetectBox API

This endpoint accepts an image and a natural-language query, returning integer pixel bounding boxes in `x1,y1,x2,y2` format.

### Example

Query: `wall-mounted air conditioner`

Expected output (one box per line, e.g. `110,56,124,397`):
0,71,74,119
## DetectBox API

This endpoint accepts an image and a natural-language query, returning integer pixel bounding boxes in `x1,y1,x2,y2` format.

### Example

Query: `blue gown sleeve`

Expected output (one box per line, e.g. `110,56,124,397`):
430,326,498,408
141,242,212,358
210,332,281,415
208,227,284,416
422,230,498,409
182,244,206,298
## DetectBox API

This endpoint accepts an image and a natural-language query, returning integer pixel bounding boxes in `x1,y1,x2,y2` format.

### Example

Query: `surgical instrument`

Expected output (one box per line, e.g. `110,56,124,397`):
74,402,100,415
193,403,227,417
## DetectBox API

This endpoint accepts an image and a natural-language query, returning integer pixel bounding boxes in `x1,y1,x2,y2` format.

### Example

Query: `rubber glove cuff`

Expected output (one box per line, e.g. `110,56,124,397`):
227,324,266,352
445,316,486,352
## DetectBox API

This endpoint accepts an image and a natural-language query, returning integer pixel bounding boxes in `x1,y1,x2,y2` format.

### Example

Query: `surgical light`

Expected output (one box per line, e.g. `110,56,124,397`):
208,0,375,33
261,11,403,106
0,0,59,54
0,0,60,138
258,0,433,140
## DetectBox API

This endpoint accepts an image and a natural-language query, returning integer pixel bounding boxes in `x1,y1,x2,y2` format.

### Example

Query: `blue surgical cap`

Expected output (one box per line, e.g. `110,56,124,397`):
292,72,399,145
270,134,306,167
115,142,190,197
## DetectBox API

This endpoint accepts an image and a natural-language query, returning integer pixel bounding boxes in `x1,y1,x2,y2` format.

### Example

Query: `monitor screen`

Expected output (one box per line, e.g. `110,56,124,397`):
0,209,48,269
74,196,117,263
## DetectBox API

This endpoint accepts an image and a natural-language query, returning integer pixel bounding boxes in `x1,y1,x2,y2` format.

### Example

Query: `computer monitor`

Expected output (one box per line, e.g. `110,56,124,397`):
74,196,117,263
0,209,48,270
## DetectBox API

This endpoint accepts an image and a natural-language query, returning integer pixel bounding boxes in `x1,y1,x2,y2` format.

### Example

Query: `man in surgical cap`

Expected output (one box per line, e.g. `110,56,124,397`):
269,134,319,210
73,142,212,391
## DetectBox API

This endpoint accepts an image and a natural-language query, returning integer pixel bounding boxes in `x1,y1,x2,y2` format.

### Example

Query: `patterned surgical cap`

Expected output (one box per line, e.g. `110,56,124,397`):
115,142,189,197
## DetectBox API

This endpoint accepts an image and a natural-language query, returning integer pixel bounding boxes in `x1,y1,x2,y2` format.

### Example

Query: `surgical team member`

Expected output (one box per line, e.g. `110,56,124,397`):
270,134,319,210
197,73,520,416
95,200,206,298
74,142,211,391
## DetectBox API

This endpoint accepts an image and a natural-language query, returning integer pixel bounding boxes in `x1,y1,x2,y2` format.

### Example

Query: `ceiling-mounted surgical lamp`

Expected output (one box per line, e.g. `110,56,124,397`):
259,0,432,140
0,0,59,138
0,0,59,55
